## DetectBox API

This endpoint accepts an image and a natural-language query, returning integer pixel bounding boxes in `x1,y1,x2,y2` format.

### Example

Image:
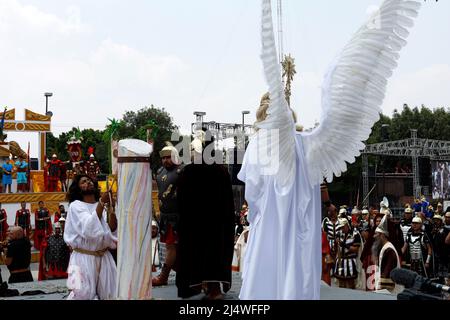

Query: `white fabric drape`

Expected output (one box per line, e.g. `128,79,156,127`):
116,139,153,300
238,134,321,300
64,201,117,300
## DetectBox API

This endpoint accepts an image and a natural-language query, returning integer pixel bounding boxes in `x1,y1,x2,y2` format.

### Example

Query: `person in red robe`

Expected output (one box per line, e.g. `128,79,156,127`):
34,201,52,250
38,222,70,281
322,230,333,285
0,205,8,242
48,154,62,192
15,202,31,239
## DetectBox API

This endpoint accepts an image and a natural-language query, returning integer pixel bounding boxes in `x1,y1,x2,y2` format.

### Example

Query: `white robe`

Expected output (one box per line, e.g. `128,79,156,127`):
64,200,117,300
238,133,321,300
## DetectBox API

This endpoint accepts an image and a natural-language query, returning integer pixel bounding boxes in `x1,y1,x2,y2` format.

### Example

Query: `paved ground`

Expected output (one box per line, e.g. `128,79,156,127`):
1,263,395,300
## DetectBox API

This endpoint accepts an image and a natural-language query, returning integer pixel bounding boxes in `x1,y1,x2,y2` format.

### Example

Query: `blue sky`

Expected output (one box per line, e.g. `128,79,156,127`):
1,0,448,157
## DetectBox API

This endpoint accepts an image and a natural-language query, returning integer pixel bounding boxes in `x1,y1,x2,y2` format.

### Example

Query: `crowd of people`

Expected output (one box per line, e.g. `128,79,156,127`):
321,198,450,296
0,202,71,288
3,140,449,300
43,154,101,193
0,153,101,194
1,156,29,193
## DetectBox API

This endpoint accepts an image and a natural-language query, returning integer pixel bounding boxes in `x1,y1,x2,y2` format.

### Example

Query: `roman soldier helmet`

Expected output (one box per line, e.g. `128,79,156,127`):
412,216,422,224
404,206,413,214
159,142,180,164
58,217,66,223
338,218,349,227
380,197,391,216
375,215,389,236
338,206,347,217
445,212,450,218
351,207,360,215
361,208,369,215
90,154,95,159
54,222,61,229
432,214,444,222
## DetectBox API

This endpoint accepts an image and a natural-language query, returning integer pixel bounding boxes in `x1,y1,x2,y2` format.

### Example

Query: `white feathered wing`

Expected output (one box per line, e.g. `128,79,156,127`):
245,0,296,194
301,0,422,186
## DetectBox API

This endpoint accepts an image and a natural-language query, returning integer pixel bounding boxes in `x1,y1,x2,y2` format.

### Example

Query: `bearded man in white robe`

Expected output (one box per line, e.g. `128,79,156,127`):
64,174,118,300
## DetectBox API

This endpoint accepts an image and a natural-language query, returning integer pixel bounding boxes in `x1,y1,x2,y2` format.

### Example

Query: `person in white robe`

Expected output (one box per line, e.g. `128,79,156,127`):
239,0,421,300
64,174,118,300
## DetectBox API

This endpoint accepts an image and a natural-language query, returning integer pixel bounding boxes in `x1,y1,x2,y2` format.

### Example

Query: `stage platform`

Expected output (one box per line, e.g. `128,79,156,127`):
0,192,66,204
0,266,396,300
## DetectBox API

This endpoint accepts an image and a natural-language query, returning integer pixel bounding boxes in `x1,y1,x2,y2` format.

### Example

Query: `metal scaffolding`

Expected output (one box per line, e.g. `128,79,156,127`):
362,129,450,206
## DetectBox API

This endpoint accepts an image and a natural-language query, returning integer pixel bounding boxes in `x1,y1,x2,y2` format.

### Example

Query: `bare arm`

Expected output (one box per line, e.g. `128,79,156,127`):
108,211,117,233
446,231,450,245
401,242,407,255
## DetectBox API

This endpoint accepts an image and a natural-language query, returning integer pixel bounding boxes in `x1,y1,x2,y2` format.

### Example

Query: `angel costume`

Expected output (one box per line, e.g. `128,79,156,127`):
238,0,421,300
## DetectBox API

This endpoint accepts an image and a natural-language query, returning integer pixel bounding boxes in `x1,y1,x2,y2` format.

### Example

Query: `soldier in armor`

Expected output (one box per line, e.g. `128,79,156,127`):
400,206,413,242
152,144,183,287
15,202,31,238
84,154,101,182
34,201,53,250
431,214,447,280
322,204,341,265
351,207,362,232
38,222,70,280
334,218,362,289
360,208,370,235
0,204,8,242
48,154,62,192
402,216,433,277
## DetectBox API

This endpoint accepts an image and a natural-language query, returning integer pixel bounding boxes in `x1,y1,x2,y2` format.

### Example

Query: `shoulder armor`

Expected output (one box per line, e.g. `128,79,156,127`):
176,166,185,174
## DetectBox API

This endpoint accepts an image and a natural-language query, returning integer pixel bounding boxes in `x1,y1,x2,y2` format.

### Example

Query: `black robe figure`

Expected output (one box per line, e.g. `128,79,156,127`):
176,144,235,299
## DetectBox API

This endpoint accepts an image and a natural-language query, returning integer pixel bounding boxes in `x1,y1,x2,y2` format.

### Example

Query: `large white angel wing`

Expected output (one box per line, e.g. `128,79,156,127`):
301,0,421,186
243,0,296,194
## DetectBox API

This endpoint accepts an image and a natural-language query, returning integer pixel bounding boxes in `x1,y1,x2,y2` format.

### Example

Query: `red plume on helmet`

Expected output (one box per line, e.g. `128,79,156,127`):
87,147,94,156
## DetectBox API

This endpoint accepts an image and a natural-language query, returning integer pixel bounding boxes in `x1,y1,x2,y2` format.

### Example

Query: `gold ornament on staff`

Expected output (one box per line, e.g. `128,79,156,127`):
281,54,296,107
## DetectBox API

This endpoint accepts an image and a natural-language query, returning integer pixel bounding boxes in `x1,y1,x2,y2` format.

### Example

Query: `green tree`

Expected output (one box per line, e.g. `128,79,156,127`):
47,128,109,174
111,105,179,172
